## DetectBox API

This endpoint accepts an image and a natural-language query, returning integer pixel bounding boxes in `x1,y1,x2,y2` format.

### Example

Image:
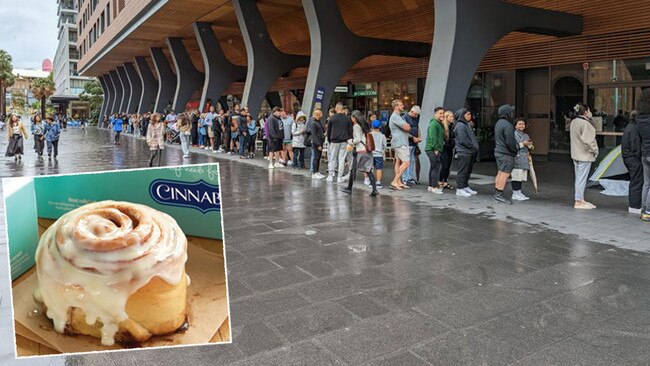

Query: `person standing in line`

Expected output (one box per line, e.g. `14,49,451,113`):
511,118,534,201
309,109,326,179
402,105,422,185
425,107,446,195
635,89,650,221
267,107,284,169
454,108,479,197
112,114,124,145
31,114,45,158
340,110,379,197
237,107,249,158
440,110,456,189
178,113,192,159
326,103,354,182
493,104,519,204
44,116,61,159
141,112,150,139
147,113,165,167
388,99,412,190
222,110,232,154
198,113,207,147
280,110,295,165
291,112,307,169
368,119,387,188
622,111,643,215
262,113,270,158
570,102,599,210
5,114,28,161
213,109,224,153
205,106,216,150
246,114,259,159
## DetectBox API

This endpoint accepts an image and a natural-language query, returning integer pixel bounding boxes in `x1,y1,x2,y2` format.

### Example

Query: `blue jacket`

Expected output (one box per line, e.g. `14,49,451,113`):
44,123,61,142
403,113,419,146
112,118,124,132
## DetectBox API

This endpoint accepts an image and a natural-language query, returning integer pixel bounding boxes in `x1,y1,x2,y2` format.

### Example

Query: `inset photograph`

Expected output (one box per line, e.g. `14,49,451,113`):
3,163,229,357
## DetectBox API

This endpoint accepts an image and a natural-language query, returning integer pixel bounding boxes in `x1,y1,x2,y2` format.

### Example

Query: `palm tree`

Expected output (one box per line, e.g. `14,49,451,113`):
31,73,56,119
0,49,15,116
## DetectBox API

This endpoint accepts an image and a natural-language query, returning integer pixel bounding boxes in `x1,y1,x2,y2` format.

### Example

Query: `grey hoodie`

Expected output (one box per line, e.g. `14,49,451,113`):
453,108,479,157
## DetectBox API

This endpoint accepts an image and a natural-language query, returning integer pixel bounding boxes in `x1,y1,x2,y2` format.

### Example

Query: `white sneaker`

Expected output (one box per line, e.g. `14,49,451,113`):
512,191,526,201
428,187,443,195
456,189,472,197
287,160,293,166
326,175,334,182
268,163,274,169
364,178,371,186
315,173,326,179
217,148,224,153
338,174,349,183
629,207,642,215
312,173,324,180
274,162,284,168
466,187,478,195
518,192,530,201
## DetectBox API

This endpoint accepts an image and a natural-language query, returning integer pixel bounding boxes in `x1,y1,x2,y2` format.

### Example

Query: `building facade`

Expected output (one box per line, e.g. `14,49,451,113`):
77,0,650,157
5,69,50,116
53,0,94,118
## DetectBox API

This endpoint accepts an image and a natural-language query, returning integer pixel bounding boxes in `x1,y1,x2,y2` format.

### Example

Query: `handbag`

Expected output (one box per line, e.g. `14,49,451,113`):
364,132,375,154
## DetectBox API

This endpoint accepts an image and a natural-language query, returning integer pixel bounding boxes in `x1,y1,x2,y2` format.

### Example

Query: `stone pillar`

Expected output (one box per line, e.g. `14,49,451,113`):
150,47,177,113
232,0,310,118
301,0,430,114
167,37,204,113
193,22,246,111
98,74,111,121
108,70,122,116
124,62,142,114
134,56,158,114
116,65,130,114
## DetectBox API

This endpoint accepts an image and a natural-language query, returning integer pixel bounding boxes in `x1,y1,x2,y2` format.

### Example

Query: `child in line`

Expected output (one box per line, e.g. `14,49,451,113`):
511,118,534,200
366,119,387,189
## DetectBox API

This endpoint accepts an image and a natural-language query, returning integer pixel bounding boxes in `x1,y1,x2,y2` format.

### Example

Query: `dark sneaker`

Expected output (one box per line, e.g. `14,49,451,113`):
493,192,512,205
340,188,352,195
369,190,379,197
641,212,650,222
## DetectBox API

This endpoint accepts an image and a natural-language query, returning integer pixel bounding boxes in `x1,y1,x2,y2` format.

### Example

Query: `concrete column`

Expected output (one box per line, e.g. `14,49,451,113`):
124,62,142,114
301,0,430,114
108,70,122,115
134,56,158,114
98,74,111,120
218,96,229,112
167,37,204,112
417,0,581,174
116,66,130,114
266,92,282,109
193,22,246,111
150,47,177,113
232,0,310,118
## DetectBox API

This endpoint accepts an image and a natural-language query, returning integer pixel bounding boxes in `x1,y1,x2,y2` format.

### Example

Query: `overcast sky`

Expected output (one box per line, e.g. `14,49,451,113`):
0,0,59,70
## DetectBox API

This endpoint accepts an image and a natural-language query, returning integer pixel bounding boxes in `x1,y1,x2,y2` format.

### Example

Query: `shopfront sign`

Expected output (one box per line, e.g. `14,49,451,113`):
334,86,348,93
353,90,378,97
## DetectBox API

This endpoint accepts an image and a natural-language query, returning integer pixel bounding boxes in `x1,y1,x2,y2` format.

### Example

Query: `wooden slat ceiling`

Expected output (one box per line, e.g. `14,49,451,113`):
86,0,650,91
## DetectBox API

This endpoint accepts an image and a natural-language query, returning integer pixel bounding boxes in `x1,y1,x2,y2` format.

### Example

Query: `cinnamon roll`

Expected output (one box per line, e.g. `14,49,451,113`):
34,201,189,346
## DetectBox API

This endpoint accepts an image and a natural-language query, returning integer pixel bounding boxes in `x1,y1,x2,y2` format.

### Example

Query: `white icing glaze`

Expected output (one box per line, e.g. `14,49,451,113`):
35,201,188,346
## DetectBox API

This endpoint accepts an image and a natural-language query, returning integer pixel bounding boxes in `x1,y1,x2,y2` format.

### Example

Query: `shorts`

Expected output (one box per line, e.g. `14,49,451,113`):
495,154,515,173
283,139,292,145
208,128,214,138
511,169,528,181
373,157,384,170
269,139,283,152
394,146,410,162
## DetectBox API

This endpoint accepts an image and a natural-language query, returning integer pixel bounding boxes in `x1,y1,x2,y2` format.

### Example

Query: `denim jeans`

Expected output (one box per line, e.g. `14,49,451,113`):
293,147,305,168
426,151,442,188
311,145,322,173
642,156,650,212
180,133,190,156
402,146,416,182
198,133,205,146
239,134,246,156
573,161,591,201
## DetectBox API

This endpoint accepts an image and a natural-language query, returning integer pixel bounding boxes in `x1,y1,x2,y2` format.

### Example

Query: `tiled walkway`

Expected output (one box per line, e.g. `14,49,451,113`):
0,128,648,365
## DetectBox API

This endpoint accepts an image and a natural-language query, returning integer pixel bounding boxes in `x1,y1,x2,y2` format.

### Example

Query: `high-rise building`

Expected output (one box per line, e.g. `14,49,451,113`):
52,0,94,119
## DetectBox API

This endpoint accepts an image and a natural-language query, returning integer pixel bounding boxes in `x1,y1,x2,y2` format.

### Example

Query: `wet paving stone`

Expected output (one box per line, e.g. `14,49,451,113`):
0,127,647,365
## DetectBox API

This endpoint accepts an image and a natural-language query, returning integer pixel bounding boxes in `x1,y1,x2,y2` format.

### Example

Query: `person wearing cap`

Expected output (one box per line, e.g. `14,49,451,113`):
369,118,387,188
493,104,520,204
402,105,422,185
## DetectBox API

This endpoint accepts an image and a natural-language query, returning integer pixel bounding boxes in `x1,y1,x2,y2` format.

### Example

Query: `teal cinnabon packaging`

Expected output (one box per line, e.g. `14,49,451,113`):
3,164,222,280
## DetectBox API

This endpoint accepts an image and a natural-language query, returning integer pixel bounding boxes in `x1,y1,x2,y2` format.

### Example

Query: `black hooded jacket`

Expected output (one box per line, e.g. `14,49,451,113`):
493,105,518,157
453,108,479,157
268,114,283,140
622,118,642,159
637,113,650,158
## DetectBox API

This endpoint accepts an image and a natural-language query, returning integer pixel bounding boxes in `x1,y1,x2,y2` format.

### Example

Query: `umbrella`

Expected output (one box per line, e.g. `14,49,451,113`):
528,155,539,195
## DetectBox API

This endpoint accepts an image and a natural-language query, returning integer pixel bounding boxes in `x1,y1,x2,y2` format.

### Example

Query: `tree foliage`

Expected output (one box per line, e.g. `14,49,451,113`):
11,89,26,111
79,79,104,120
31,72,56,101
0,49,15,115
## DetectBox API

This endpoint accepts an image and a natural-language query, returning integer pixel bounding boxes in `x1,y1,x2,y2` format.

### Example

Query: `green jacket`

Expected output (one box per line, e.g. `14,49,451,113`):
425,118,445,152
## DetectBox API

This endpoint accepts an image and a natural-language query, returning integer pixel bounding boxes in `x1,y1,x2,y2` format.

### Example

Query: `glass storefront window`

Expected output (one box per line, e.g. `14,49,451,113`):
378,80,417,111
589,57,650,84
